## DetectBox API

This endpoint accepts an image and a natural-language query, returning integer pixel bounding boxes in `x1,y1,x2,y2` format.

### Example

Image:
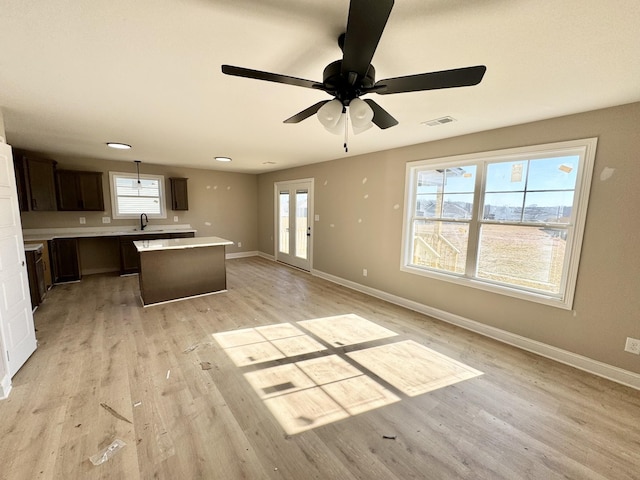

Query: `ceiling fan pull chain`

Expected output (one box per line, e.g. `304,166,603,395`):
344,108,349,152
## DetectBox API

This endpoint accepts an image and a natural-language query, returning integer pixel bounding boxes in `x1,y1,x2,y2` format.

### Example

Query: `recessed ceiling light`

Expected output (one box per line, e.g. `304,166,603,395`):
215,156,232,162
106,142,132,149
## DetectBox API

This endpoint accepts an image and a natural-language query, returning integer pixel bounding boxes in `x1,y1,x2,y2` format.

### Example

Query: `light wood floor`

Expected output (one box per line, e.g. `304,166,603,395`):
1,257,638,479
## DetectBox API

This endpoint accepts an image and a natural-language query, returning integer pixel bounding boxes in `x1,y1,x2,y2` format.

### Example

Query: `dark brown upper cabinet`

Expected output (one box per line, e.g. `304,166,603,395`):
169,177,189,211
56,170,104,211
17,153,58,211
13,155,29,212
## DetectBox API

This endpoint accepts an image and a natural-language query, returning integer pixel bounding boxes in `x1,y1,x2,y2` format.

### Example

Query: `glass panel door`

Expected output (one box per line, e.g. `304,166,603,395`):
295,189,308,260
279,191,290,255
275,180,313,271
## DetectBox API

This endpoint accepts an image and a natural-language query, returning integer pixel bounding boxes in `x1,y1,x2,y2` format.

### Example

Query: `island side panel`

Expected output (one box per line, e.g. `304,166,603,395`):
138,245,226,305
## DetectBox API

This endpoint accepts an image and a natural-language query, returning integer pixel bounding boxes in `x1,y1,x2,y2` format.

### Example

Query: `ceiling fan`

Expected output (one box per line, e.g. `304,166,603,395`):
221,0,486,136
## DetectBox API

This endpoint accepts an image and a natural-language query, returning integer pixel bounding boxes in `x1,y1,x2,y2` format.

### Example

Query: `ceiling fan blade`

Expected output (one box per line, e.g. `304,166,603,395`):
284,101,330,124
363,99,398,129
374,65,487,95
222,65,324,90
341,0,394,81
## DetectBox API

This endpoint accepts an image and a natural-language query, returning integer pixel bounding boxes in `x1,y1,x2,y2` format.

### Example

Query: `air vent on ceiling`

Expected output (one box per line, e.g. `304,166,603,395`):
422,116,456,127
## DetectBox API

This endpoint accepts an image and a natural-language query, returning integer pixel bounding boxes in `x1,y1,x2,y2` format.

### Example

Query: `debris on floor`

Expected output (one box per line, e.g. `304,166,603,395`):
183,344,199,353
166,370,171,380
133,401,142,407
200,361,212,370
382,435,397,440
100,403,132,424
89,439,126,466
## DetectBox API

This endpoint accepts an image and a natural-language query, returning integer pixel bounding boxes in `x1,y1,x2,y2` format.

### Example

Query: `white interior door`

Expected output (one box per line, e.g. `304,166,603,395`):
0,143,37,379
275,179,313,271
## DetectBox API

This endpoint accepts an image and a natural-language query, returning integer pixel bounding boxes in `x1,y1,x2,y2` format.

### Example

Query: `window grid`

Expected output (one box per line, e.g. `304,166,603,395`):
402,139,597,309
109,172,166,219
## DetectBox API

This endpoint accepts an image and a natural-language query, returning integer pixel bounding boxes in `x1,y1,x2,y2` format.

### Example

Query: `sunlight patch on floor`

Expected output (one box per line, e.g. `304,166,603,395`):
347,340,483,397
298,313,398,347
213,314,482,434
212,323,326,367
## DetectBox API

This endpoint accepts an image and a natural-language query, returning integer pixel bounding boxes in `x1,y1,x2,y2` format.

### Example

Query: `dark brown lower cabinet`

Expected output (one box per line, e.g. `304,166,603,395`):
50,238,82,283
138,242,227,305
119,232,195,275
25,248,46,309
119,235,146,275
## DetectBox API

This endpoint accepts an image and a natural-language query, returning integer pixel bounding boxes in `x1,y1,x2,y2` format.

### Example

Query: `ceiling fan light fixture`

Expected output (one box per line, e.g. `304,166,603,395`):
222,0,485,140
317,99,344,133
215,156,232,162
349,98,374,134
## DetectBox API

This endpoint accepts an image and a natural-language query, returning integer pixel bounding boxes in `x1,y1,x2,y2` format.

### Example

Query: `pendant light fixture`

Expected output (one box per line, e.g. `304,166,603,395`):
134,160,142,192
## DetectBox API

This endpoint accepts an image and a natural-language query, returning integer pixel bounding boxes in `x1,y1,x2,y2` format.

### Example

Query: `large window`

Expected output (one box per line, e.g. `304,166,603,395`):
401,138,597,309
109,172,166,219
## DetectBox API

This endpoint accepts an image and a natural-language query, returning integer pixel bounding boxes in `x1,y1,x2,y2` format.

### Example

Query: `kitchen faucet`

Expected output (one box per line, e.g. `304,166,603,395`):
140,213,148,230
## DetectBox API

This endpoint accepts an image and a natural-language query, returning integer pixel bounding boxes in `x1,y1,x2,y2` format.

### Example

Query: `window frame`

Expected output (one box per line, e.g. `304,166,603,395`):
400,138,598,310
109,171,167,220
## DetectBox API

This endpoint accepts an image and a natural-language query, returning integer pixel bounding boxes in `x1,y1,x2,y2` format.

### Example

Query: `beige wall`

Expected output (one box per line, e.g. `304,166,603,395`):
0,107,6,143
20,155,258,273
257,102,640,374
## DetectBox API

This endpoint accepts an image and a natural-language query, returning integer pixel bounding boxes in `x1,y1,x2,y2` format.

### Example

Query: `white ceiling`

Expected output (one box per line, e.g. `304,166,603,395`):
1,0,639,173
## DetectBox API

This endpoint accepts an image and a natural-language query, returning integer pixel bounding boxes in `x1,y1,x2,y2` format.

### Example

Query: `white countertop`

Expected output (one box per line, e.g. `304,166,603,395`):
134,236,233,252
22,225,196,242
24,243,43,252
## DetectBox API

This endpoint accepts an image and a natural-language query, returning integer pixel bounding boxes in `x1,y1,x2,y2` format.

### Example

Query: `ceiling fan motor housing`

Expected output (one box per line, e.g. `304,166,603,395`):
221,0,484,129
322,60,376,105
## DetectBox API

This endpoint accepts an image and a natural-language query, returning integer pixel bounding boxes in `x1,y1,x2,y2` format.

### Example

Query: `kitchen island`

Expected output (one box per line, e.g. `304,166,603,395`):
134,236,233,306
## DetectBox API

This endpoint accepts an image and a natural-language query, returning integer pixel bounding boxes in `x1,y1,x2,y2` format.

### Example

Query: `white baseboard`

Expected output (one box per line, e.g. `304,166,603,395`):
257,252,275,261
0,373,11,399
311,268,640,391
226,251,260,259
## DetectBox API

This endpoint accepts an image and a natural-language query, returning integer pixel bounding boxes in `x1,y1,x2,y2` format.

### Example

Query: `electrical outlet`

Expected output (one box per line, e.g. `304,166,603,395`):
102,216,111,224
624,337,640,355
363,268,368,277
237,242,242,248
79,217,86,224
173,216,179,222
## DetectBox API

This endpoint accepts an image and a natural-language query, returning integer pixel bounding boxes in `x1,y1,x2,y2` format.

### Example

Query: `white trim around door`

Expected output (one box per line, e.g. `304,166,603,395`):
274,179,314,271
